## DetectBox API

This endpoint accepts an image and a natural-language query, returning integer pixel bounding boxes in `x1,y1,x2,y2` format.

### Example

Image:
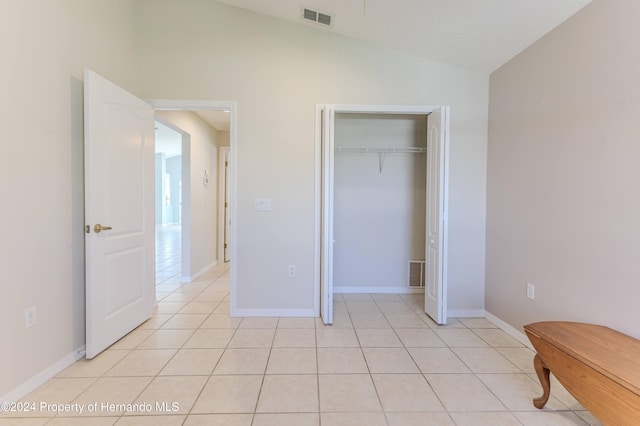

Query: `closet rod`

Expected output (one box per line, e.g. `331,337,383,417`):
334,146,426,154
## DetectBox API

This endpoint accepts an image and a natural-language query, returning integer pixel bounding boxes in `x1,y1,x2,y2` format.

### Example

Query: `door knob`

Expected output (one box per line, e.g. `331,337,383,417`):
94,224,113,233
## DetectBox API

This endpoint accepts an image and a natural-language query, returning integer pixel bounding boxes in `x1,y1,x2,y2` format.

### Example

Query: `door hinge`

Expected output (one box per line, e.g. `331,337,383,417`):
224,243,228,249
225,161,228,167
225,202,228,207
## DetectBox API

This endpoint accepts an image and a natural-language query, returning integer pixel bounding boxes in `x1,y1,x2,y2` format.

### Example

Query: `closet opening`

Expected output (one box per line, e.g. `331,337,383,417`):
316,105,449,326
333,113,427,293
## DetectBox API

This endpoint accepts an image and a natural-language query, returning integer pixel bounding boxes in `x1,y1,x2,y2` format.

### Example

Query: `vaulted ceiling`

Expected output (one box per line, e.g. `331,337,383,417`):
217,0,591,73
157,1,592,151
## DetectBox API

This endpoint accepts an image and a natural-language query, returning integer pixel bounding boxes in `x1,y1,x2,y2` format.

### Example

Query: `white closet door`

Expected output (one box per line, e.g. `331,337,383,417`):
320,105,335,325
424,107,448,324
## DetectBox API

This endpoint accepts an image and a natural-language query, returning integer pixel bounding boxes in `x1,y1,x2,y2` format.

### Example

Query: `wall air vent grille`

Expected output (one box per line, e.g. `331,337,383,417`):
303,8,317,21
317,13,332,26
408,260,426,288
302,7,333,27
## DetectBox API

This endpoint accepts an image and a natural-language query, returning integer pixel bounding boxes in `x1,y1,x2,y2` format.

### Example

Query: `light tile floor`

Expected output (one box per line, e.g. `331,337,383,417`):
155,223,182,290
0,226,604,425
1,269,604,425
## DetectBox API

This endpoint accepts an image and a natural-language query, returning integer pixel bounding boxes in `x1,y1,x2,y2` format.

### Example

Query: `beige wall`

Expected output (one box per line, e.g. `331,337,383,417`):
217,131,230,147
486,0,640,338
0,0,140,398
137,0,489,315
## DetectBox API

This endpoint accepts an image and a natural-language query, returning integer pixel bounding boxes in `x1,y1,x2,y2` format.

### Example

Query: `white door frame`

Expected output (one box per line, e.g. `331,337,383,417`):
314,104,450,322
318,104,335,324
148,100,238,309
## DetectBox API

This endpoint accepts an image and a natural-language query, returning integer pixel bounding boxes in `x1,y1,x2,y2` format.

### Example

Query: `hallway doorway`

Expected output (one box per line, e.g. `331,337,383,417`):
150,100,237,311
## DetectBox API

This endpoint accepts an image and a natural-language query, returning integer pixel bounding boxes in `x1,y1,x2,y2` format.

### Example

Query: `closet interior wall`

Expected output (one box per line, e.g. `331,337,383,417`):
333,113,427,293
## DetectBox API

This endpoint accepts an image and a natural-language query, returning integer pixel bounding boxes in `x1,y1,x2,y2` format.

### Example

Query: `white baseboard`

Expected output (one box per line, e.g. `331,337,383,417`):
180,260,218,283
1,345,85,403
334,286,425,294
484,311,533,349
230,308,316,317
448,309,486,318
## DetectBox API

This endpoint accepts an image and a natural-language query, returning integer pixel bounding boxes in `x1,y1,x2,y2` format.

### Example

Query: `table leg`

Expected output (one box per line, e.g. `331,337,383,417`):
533,353,551,409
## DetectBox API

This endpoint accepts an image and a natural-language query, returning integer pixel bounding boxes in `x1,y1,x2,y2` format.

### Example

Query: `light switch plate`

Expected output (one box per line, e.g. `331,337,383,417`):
254,198,272,211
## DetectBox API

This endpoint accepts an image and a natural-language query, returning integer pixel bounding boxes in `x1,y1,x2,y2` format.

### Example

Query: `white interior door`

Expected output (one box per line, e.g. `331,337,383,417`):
424,107,448,324
320,105,335,325
84,69,155,359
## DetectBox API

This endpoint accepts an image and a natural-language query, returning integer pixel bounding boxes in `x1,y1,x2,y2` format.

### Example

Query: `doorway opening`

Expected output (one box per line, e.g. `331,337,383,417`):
84,70,238,358
149,100,237,308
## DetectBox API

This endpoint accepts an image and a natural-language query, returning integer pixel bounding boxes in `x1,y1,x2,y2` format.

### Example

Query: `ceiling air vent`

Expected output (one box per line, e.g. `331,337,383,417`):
302,7,333,27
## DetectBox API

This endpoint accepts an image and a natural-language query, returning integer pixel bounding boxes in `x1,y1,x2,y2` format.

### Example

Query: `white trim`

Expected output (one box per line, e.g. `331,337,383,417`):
148,99,237,110
332,104,438,114
313,105,322,317
232,308,316,317
447,309,486,318
0,346,85,403
334,286,425,294
320,104,336,325
180,260,217,283
484,311,534,349
148,99,238,316
441,106,450,324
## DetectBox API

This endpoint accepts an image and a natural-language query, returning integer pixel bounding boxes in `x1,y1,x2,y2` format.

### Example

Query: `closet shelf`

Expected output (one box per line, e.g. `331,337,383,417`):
335,146,426,154
335,146,426,173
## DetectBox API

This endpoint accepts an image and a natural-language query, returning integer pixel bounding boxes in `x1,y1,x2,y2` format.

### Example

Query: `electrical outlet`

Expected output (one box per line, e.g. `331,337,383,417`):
288,265,296,277
527,283,535,300
24,306,37,328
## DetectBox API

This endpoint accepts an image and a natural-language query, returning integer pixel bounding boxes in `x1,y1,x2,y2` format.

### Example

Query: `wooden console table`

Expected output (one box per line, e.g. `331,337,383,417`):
524,321,640,425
